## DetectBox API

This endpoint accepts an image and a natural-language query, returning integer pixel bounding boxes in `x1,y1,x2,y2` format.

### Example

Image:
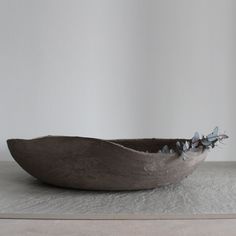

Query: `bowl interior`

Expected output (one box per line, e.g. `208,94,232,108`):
108,138,189,153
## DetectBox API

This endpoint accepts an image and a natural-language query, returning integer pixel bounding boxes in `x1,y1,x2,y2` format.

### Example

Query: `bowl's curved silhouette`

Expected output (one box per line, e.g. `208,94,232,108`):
7,136,207,190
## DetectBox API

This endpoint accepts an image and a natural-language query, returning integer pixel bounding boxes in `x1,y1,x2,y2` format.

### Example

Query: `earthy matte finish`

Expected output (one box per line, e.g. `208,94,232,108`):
7,136,207,190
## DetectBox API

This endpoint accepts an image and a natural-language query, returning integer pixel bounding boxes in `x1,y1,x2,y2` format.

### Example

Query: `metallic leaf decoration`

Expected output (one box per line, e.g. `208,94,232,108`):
191,132,200,148
206,126,219,142
183,141,190,152
158,127,228,157
162,145,170,154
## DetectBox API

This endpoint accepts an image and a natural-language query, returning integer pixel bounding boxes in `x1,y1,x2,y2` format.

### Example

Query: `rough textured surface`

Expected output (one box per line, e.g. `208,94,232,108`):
7,136,206,190
0,161,236,219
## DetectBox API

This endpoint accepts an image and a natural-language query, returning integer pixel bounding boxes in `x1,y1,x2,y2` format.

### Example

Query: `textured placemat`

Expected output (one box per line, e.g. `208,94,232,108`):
0,161,236,219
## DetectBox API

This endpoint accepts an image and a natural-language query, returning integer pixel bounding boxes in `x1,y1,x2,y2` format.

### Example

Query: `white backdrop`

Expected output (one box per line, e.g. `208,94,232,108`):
0,0,235,161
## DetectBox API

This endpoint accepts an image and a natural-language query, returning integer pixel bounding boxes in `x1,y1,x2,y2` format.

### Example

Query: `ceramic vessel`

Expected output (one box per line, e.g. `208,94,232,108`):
7,136,207,190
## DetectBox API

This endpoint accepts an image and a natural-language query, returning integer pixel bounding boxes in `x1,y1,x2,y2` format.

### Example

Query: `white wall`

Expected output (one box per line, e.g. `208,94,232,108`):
0,0,235,161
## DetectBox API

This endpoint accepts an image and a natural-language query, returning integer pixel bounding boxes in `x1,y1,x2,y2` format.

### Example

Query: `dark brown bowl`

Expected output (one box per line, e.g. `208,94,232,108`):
7,136,207,190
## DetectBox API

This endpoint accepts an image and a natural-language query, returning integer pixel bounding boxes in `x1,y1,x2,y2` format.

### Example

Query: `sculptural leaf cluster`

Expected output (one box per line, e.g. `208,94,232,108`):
158,127,228,159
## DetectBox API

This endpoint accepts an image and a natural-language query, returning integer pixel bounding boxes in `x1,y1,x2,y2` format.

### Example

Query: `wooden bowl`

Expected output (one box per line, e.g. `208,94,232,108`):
7,136,207,190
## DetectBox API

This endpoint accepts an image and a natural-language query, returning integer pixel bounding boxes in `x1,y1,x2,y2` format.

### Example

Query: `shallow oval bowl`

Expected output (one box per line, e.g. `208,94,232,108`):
7,136,207,190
